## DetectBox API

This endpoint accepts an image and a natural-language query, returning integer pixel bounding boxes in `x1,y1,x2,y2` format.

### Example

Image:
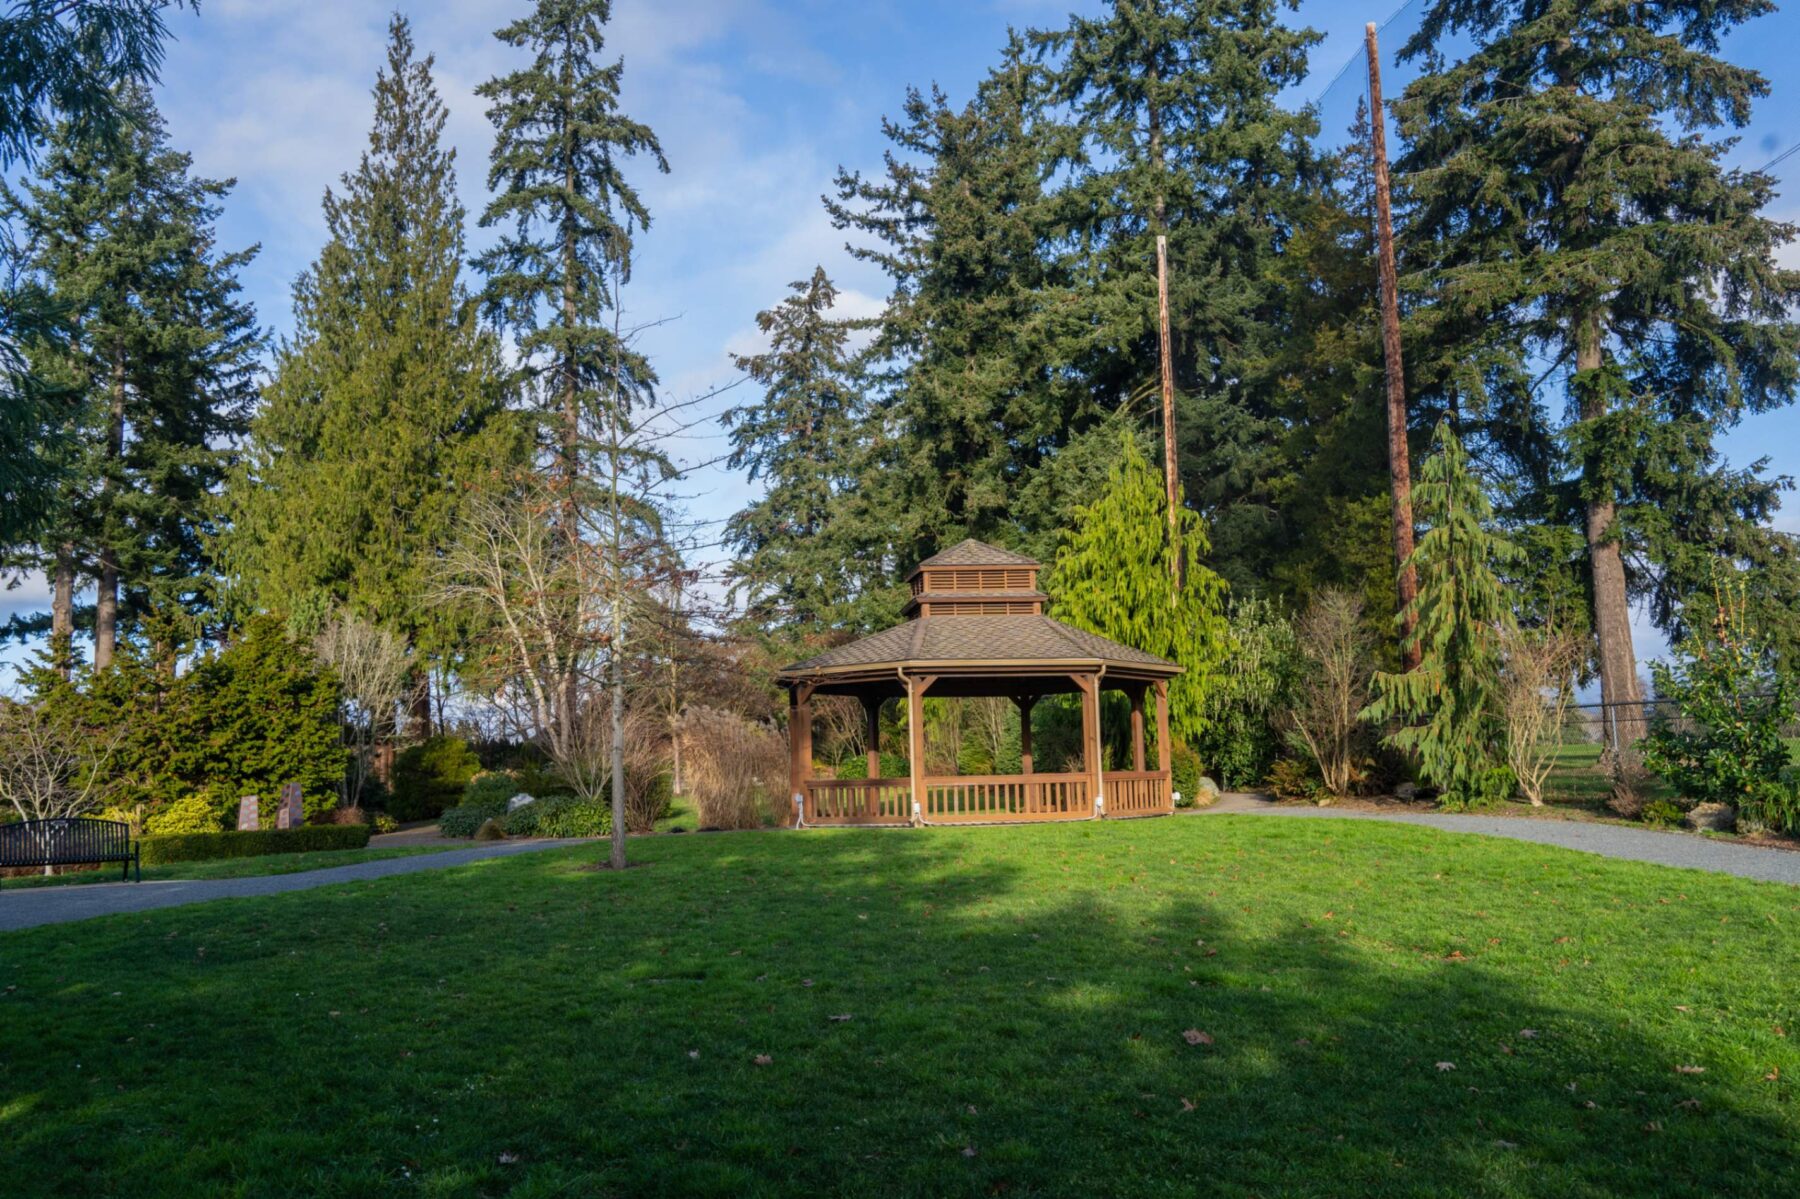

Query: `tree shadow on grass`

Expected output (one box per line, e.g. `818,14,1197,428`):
0,822,1795,1197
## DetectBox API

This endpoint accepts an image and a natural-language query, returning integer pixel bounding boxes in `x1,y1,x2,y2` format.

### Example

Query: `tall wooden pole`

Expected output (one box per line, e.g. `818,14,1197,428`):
1156,233,1181,588
1366,23,1420,671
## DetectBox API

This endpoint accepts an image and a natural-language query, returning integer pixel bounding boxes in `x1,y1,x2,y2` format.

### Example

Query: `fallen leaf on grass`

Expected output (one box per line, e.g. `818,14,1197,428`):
1182,1029,1213,1046
961,1146,978,1158
800,979,814,988
828,1014,853,1022
1764,1068,1781,1082
687,1050,699,1059
1518,1029,1539,1039
1675,1099,1702,1111
1675,1065,1705,1075
1643,1121,1663,1133
1435,1062,1456,1072
753,1054,773,1066
1180,1098,1196,1112
498,1152,519,1165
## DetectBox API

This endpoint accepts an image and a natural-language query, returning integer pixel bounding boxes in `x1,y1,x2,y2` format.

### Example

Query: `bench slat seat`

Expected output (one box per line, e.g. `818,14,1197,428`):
0,819,140,885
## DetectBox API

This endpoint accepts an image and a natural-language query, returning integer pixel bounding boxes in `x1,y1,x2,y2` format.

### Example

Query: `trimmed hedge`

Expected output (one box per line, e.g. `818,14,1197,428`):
439,794,609,839
139,824,372,865
438,802,502,839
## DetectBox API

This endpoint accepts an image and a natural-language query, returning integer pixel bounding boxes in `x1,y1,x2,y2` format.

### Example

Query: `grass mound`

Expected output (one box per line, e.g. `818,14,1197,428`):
2,817,1795,1196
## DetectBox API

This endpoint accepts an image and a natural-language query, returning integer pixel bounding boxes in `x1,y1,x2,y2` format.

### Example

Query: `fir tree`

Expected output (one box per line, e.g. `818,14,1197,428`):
1364,422,1520,809
723,267,863,633
3,84,260,669
475,0,667,496
1044,430,1230,749
1394,0,1800,741
224,16,518,705
1030,0,1326,559
827,47,1083,582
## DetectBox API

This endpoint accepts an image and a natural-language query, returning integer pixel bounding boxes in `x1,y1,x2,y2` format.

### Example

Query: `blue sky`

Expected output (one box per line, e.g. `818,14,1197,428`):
4,0,1798,678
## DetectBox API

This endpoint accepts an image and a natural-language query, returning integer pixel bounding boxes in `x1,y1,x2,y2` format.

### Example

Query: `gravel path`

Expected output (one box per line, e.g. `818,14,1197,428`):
0,839,584,933
1198,793,1800,886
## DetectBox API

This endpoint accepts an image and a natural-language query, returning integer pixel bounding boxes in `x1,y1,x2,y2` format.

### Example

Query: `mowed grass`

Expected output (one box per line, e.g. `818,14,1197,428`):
2,818,1797,1197
1,844,458,890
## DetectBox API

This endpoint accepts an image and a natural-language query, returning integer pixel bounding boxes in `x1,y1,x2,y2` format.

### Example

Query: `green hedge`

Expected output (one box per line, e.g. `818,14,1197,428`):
438,794,608,839
391,736,482,821
438,802,502,839
139,824,372,865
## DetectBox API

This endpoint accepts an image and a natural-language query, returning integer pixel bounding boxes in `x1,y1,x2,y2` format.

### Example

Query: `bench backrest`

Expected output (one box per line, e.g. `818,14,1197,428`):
0,818,133,867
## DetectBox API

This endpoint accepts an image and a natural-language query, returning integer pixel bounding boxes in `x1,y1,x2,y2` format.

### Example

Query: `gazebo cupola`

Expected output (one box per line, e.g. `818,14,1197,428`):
776,539,1181,827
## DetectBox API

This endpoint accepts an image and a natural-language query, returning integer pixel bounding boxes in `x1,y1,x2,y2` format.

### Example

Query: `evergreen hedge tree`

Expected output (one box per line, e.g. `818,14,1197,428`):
1044,430,1230,749
1364,422,1520,809
225,16,519,709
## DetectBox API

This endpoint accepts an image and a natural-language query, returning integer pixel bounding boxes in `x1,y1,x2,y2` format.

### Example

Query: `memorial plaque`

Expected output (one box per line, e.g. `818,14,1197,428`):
237,795,260,831
277,783,303,829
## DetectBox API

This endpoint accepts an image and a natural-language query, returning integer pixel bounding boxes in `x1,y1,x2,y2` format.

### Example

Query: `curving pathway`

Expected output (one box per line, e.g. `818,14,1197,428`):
1197,793,1800,886
0,839,584,934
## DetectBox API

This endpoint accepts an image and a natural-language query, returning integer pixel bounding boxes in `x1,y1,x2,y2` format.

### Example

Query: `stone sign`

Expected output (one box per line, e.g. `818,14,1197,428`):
237,795,260,831
277,783,303,830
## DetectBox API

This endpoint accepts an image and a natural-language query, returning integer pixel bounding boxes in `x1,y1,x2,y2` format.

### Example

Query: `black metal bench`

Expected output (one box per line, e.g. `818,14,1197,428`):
0,818,140,886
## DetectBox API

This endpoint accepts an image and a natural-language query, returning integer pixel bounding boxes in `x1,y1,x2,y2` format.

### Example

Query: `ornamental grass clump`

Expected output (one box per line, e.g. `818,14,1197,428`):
684,707,785,829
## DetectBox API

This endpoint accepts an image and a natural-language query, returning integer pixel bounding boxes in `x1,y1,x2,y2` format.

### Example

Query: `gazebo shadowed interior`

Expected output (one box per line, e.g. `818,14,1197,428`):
777,540,1181,826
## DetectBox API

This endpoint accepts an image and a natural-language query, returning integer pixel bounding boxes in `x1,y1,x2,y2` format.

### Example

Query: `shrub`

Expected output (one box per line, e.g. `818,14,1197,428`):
1198,596,1299,789
1169,742,1202,804
1283,590,1374,800
625,770,672,834
139,824,370,865
1641,574,1800,835
438,802,503,839
1499,625,1582,806
1266,758,1324,803
462,771,525,808
473,818,507,842
370,811,399,834
532,796,610,838
391,736,482,821
145,794,228,834
1640,798,1686,828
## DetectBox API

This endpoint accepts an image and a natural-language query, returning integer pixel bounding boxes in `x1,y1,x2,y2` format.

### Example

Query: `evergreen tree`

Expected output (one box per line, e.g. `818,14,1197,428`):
475,0,667,495
224,16,518,702
1364,422,1520,809
722,267,863,633
1044,430,1230,749
827,48,1084,581
1030,0,1326,565
1394,0,1800,742
3,84,260,669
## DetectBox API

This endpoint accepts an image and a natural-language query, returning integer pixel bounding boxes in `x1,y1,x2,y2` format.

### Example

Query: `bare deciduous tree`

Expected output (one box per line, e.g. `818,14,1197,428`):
0,698,125,873
1500,625,1582,806
312,614,410,808
1286,590,1373,799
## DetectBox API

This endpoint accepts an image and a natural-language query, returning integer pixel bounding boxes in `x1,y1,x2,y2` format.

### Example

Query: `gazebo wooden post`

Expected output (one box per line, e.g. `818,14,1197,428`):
1129,684,1147,772
788,682,815,823
906,674,935,826
1075,673,1103,815
862,696,882,780
1015,694,1036,814
1155,679,1172,806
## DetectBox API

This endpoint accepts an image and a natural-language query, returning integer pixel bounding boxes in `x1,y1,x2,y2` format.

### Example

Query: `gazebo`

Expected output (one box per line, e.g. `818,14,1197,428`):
776,540,1181,826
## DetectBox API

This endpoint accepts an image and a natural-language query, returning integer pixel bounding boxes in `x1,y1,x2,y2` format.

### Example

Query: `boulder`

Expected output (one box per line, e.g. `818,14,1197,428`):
507,793,536,812
1683,802,1736,833
1395,782,1420,802
473,817,508,842
1195,776,1221,802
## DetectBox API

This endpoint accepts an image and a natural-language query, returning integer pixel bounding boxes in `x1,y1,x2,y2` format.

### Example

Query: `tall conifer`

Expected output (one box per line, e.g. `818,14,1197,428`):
1395,0,1800,737
225,16,517,708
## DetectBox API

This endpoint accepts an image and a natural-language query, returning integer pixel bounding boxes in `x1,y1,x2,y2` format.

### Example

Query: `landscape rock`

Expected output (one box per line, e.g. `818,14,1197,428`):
474,818,508,842
507,793,536,811
1684,802,1736,833
1395,782,1419,802
1195,776,1221,804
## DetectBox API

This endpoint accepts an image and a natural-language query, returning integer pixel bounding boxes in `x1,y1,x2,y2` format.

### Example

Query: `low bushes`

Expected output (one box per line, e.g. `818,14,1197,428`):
438,794,611,839
683,707,786,829
139,824,371,865
390,736,482,821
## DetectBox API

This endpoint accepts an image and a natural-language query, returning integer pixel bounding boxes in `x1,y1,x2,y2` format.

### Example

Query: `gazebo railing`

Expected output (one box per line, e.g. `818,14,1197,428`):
923,773,1091,822
804,778,912,825
1102,770,1173,817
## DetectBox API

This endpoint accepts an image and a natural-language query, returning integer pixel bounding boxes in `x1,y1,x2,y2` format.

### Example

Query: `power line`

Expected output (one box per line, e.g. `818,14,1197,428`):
1308,0,1426,106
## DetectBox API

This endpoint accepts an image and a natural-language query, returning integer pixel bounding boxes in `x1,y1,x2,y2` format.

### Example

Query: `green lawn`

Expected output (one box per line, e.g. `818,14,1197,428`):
1542,738,1800,811
0,843,457,890
2,818,1796,1196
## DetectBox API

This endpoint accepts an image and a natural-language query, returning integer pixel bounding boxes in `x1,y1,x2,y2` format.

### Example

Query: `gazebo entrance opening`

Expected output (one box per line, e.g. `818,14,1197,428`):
777,540,1179,827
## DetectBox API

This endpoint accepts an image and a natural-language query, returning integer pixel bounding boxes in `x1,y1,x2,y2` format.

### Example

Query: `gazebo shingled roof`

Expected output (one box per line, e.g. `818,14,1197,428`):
776,539,1180,827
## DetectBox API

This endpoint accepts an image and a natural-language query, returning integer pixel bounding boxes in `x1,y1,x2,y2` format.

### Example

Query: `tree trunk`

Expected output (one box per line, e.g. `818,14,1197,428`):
1577,313,1646,748
1366,23,1420,671
609,606,627,870
669,713,684,795
408,669,433,740
51,546,75,679
94,349,126,671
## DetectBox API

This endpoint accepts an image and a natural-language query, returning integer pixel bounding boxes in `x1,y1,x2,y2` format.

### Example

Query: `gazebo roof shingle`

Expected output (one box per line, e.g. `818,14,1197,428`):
779,614,1177,677
908,538,1040,574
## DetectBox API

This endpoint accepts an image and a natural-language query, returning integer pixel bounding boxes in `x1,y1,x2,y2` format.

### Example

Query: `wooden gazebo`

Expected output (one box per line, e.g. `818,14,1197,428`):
776,540,1180,826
